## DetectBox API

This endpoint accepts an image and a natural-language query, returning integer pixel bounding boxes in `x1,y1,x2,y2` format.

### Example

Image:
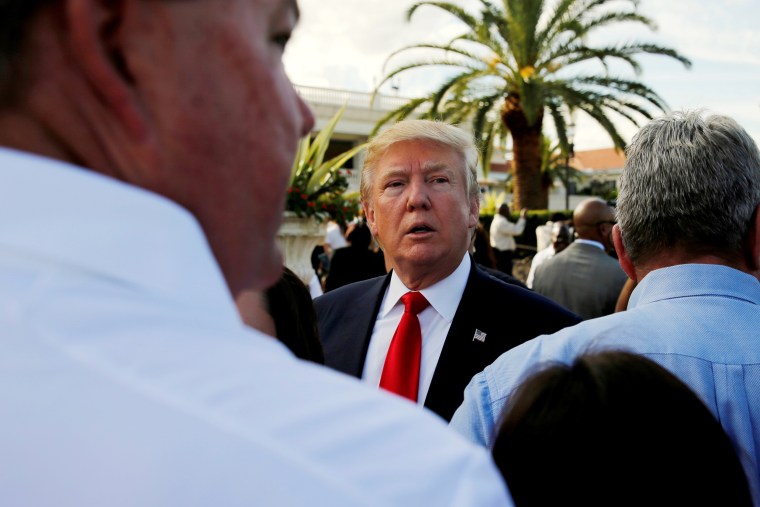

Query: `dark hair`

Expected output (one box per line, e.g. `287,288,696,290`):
492,350,751,507
264,267,324,364
346,221,372,249
472,222,497,268
0,1,51,104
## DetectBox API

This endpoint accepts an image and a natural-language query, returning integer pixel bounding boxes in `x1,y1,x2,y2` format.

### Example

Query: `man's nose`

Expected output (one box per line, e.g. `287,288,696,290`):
406,179,431,210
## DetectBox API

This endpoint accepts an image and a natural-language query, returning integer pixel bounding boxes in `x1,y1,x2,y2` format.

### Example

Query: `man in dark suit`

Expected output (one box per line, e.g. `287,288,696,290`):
533,198,628,319
315,120,580,422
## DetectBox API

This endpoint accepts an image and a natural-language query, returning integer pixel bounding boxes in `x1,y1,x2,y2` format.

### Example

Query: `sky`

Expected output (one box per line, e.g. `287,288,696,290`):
284,0,760,151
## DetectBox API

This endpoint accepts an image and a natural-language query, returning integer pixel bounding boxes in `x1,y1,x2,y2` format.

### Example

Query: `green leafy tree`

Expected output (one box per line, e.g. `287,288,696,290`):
374,0,690,209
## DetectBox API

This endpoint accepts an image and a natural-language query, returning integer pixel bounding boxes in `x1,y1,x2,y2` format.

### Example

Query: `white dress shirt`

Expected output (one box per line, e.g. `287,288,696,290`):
363,254,470,403
0,148,512,506
489,214,526,251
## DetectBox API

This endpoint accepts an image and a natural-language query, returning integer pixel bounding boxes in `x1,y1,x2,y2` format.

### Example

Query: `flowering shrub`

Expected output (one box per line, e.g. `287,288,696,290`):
286,169,361,223
287,105,366,223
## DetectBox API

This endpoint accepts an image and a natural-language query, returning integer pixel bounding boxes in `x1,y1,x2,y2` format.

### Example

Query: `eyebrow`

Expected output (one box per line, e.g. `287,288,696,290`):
378,162,456,182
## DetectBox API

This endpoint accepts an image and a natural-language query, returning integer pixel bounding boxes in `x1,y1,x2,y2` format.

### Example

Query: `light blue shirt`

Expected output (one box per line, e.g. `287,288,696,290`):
450,263,760,503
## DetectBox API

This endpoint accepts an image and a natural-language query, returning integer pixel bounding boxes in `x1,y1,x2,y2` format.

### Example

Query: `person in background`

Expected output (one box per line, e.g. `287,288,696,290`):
451,110,760,504
534,212,566,252
525,222,571,289
241,267,325,364
0,1,513,504
472,223,528,289
490,204,527,276
492,350,752,506
315,120,579,422
325,221,386,292
532,198,627,319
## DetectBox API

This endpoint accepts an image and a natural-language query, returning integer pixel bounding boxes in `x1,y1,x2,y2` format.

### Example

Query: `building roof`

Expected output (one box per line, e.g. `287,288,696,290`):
489,147,625,174
572,147,626,172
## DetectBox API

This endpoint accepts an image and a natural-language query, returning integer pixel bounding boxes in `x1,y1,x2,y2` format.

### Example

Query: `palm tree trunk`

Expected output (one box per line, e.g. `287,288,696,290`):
503,95,544,209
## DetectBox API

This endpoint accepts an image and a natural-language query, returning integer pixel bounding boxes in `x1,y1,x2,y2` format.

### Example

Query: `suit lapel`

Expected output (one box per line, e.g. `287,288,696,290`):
424,261,487,420
353,273,391,377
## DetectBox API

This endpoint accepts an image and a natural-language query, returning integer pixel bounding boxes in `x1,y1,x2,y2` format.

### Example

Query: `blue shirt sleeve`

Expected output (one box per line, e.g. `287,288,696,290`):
450,371,497,447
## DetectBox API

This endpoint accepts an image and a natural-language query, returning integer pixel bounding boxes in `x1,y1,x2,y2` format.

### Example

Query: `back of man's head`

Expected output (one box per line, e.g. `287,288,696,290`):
618,110,760,266
551,222,571,253
572,197,615,245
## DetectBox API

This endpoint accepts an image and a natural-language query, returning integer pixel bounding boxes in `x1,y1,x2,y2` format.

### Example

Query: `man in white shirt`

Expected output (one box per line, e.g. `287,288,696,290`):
490,204,528,275
526,221,571,288
534,212,566,251
315,120,580,421
0,1,512,505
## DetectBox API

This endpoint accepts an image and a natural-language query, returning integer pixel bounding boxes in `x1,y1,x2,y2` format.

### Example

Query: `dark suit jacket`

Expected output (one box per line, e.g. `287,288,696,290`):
324,246,386,292
314,259,581,421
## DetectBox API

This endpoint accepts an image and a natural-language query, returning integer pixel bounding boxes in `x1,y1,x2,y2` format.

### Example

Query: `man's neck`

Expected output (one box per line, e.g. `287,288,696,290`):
634,253,752,282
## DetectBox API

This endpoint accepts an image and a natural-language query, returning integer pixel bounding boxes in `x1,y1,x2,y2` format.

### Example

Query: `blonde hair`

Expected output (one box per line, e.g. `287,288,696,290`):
360,120,480,204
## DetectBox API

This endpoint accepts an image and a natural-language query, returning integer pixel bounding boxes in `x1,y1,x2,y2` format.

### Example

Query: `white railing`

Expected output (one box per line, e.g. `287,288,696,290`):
295,85,410,112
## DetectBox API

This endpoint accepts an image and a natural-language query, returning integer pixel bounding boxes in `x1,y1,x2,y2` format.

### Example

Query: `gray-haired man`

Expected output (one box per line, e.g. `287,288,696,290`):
451,110,760,503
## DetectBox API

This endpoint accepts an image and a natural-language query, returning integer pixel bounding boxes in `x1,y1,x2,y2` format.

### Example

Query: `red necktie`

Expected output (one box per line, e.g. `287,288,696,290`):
379,291,430,401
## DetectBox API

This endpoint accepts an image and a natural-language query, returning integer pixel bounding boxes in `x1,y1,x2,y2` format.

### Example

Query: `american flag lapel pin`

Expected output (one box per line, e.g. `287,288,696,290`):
473,329,487,343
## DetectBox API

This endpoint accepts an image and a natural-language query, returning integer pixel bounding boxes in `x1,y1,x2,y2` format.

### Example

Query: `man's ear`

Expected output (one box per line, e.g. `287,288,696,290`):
363,200,378,237
65,0,148,141
468,196,480,228
613,225,636,281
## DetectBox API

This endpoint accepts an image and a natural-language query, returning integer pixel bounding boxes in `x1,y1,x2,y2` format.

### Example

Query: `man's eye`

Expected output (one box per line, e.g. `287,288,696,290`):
432,177,448,184
272,33,291,50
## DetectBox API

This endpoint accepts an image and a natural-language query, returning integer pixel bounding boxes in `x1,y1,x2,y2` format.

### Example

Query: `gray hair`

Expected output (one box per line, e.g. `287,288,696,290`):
617,110,760,264
0,1,51,105
360,119,480,204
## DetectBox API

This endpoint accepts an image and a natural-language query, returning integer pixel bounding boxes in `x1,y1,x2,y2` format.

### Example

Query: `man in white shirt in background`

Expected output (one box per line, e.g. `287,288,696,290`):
0,1,512,505
526,221,572,289
490,204,527,275
534,212,566,252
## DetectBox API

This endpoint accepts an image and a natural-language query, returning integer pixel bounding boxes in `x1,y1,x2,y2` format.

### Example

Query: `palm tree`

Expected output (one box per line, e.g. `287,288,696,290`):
373,0,690,209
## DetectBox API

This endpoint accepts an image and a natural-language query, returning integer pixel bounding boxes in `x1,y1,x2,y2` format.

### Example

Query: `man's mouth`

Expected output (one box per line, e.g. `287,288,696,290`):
408,224,434,234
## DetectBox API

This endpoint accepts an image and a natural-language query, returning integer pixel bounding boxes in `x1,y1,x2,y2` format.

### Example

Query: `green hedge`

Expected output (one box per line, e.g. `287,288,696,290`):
479,210,571,251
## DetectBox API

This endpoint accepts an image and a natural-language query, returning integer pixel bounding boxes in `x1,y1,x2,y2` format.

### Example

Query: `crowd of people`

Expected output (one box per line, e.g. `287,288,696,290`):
1,1,758,506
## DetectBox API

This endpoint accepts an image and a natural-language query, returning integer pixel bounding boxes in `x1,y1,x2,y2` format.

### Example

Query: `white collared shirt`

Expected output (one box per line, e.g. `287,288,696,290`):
0,148,512,506
363,254,471,403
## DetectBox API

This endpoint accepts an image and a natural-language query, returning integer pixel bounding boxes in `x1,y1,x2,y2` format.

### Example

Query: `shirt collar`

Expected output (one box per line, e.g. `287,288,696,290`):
381,254,471,322
629,263,760,308
573,238,605,250
0,147,239,322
